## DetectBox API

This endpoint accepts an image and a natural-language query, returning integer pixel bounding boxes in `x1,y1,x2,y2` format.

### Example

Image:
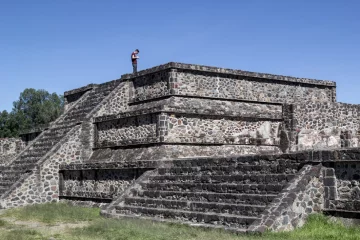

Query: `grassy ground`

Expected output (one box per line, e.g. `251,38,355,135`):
0,203,359,240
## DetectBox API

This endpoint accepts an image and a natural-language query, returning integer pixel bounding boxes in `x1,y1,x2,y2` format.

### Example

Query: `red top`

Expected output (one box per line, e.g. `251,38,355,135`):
131,52,137,64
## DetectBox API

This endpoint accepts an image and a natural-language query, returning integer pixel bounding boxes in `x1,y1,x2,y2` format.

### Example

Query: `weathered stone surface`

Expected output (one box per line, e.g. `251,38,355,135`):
248,165,324,232
2,62,360,234
0,138,26,165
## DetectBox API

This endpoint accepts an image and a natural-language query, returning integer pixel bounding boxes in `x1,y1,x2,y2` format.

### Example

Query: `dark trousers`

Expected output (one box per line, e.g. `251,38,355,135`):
132,64,137,73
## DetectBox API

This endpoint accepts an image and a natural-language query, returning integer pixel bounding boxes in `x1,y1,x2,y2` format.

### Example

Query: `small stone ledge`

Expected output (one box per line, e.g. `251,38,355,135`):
61,147,360,171
121,62,336,87
326,200,360,212
323,209,360,219
94,138,161,148
248,164,324,232
93,107,282,123
59,191,114,200
94,139,280,150
59,161,158,171
94,107,164,123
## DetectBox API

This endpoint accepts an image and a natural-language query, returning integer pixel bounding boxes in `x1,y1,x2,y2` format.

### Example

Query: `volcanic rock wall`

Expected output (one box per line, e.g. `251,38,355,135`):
0,138,25,165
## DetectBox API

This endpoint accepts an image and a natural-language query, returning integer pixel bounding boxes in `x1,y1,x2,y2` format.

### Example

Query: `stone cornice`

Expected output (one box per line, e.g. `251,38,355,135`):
121,62,336,87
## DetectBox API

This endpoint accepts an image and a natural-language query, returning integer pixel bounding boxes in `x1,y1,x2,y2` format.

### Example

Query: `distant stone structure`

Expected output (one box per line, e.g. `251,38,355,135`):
0,62,360,232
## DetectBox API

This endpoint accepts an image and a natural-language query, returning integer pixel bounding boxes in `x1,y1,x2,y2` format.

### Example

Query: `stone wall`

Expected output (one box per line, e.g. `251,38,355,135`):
63,84,94,111
95,81,130,117
334,162,360,201
175,69,334,104
0,126,83,208
89,145,282,162
121,63,335,105
130,70,170,102
94,98,283,149
249,165,324,232
0,138,25,155
165,114,281,145
94,112,282,148
96,114,159,147
323,161,360,213
0,138,25,165
163,97,283,119
291,102,360,151
60,168,148,200
322,161,360,211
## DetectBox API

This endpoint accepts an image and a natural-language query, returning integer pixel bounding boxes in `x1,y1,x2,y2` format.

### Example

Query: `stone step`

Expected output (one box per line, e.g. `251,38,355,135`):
149,174,295,184
42,132,64,138
158,164,299,176
35,136,63,144
62,116,86,123
94,87,114,93
83,96,105,103
71,98,101,108
115,205,258,229
19,154,43,162
9,164,36,172
25,148,50,155
32,141,57,149
328,200,360,212
16,156,42,164
48,125,75,133
11,158,38,165
64,110,89,118
0,186,8,195
106,212,246,233
28,148,52,155
58,120,82,126
0,181,14,187
143,182,285,194
0,174,21,182
134,190,277,205
124,197,266,216
0,169,24,174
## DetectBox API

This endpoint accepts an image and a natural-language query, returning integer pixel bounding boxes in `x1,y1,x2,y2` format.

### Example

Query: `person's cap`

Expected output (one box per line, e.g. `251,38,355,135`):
136,49,140,52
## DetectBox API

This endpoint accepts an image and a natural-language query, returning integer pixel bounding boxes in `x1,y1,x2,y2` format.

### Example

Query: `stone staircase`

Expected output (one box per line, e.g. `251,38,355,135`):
109,158,301,232
0,81,120,197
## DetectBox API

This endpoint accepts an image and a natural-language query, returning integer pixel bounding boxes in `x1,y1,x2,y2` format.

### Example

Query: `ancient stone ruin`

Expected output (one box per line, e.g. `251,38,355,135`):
1,62,360,232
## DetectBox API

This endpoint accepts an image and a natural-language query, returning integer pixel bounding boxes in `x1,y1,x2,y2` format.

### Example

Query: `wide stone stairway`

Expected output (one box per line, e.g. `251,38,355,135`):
0,81,120,197
110,157,301,232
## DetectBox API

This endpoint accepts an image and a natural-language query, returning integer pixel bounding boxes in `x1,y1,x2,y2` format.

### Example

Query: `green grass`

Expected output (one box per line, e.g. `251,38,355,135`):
1,202,101,223
264,214,360,240
1,203,360,240
0,229,46,240
0,219,7,227
63,214,360,240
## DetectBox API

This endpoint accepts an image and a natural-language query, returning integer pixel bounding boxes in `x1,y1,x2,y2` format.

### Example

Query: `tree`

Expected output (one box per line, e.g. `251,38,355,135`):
0,89,64,137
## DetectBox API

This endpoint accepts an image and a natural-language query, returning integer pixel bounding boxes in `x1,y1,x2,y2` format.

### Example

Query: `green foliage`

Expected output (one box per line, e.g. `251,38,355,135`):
0,88,64,138
2,202,100,223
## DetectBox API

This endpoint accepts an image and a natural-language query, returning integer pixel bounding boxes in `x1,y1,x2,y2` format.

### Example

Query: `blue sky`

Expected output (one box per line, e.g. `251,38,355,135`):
0,0,359,111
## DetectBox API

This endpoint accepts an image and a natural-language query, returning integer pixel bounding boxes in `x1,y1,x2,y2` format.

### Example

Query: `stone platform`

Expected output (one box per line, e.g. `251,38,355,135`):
0,62,359,233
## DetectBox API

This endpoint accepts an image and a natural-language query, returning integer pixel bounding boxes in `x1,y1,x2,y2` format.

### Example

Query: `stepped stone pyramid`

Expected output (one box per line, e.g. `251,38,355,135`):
1,62,360,232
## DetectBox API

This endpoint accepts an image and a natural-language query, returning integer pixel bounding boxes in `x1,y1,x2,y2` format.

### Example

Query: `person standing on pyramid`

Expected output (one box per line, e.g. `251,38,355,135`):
131,49,140,73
